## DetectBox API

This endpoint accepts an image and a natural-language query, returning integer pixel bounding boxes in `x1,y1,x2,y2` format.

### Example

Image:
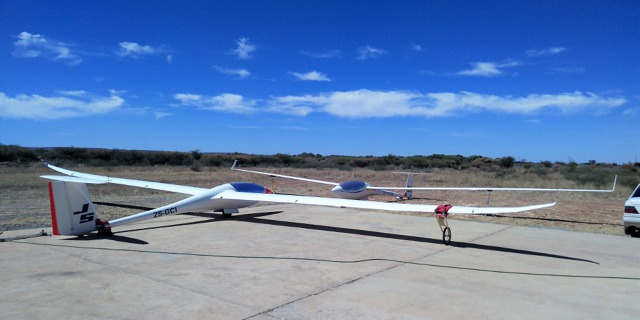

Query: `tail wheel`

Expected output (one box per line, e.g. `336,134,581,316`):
442,227,451,245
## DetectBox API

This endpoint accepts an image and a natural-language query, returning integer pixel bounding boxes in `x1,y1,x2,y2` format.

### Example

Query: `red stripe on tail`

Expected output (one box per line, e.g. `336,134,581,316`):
48,182,60,235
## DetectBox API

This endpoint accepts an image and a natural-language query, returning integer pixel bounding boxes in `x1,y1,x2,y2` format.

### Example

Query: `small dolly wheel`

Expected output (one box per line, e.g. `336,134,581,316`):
442,227,451,245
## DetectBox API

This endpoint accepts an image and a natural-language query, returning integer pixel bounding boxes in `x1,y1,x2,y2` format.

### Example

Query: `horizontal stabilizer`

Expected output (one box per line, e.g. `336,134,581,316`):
41,175,107,184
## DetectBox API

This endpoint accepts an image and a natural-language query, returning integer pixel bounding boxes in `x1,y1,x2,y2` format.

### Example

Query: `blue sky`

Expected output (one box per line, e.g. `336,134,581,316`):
1,0,638,163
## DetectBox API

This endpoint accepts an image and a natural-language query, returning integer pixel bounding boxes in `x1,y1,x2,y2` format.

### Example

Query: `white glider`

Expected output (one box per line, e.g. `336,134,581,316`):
231,160,429,200
41,163,557,245
231,161,617,199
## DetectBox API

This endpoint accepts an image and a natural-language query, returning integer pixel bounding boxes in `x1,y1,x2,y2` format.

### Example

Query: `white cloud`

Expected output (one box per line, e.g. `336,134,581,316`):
228,125,262,129
154,111,171,119
551,66,585,74
623,108,638,117
266,94,325,116
458,60,521,77
214,66,251,78
12,32,81,65
412,44,423,52
418,91,625,116
11,89,623,121
56,90,88,97
263,90,626,118
279,125,311,131
458,62,501,77
527,47,566,57
0,91,124,120
231,37,256,59
290,71,331,81
320,90,420,117
117,42,164,58
173,93,201,103
300,50,341,59
356,45,388,60
173,93,256,114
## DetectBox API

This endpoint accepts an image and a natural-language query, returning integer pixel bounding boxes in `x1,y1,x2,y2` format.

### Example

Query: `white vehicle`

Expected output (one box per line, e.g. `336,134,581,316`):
41,163,558,245
624,183,640,237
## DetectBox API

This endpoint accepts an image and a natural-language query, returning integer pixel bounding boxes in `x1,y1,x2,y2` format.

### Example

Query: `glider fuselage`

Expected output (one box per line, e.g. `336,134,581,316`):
108,182,270,227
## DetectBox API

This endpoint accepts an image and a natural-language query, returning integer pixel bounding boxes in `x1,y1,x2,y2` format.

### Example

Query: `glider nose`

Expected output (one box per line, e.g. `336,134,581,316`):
331,181,369,199
331,185,350,199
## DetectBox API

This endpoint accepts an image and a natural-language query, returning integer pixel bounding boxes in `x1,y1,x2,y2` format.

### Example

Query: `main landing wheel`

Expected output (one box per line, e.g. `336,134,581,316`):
442,227,451,245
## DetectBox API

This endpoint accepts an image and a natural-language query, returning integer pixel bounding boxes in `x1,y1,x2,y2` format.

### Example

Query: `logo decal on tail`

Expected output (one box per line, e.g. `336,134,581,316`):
73,203,95,224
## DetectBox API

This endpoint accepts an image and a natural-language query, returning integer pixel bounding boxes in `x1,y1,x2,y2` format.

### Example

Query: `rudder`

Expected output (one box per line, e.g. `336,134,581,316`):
405,173,415,199
48,181,102,236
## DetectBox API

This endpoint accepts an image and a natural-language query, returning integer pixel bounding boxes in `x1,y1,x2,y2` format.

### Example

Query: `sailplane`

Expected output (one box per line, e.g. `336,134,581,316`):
231,160,429,200
41,162,615,245
232,161,617,198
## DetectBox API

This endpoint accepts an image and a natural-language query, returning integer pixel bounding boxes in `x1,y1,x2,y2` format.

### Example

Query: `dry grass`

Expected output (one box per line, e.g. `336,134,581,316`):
0,166,629,235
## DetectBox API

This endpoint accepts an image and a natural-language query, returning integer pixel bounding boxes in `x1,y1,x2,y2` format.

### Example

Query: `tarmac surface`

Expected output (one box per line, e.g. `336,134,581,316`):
1,204,639,319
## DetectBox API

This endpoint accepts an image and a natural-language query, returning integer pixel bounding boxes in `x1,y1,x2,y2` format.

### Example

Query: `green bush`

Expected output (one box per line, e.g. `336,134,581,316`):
2,144,638,191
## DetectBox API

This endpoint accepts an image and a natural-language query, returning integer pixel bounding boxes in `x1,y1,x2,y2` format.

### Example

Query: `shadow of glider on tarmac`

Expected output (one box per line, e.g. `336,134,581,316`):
89,202,596,264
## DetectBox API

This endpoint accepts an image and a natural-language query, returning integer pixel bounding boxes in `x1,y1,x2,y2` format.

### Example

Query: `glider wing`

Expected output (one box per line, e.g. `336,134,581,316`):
231,160,338,186
215,190,556,215
43,164,207,195
368,175,617,193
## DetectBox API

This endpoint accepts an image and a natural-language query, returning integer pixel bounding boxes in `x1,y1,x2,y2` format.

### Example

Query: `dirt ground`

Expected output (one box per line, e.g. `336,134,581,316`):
0,165,629,236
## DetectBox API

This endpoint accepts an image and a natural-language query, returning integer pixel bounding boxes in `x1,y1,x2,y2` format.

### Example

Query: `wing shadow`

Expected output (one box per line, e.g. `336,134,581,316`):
92,201,596,264
62,233,149,245
115,211,283,234
230,211,597,264
492,214,622,227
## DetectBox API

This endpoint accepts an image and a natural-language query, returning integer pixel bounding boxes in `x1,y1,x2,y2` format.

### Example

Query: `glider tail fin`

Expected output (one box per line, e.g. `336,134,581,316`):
404,173,415,199
48,181,110,236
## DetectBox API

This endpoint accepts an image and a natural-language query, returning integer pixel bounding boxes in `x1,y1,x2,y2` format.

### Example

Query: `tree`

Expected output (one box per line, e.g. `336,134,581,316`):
498,156,515,168
191,150,202,161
